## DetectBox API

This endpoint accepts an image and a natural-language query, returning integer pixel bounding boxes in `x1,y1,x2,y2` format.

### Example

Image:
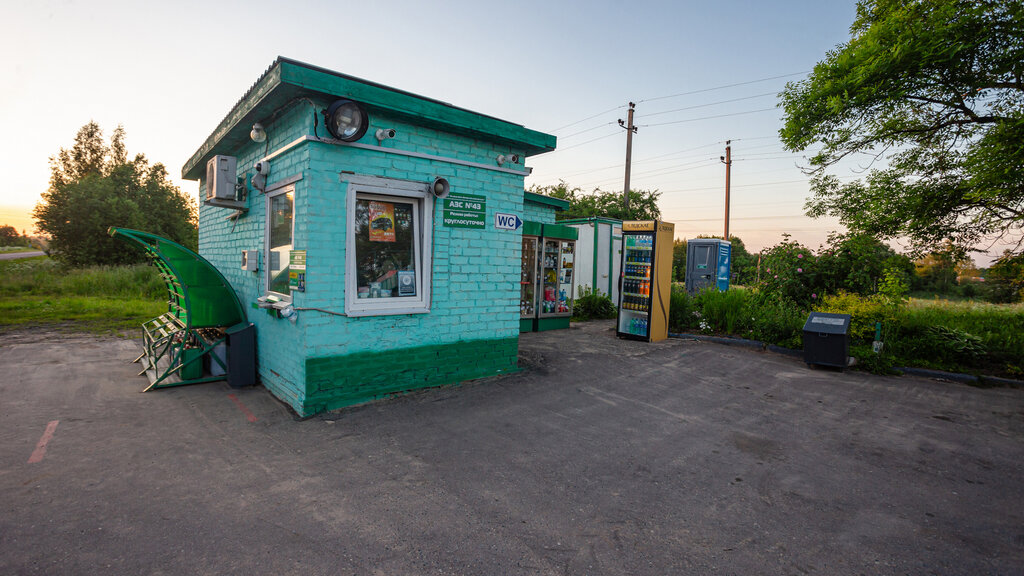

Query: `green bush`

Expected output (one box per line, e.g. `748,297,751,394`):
813,291,900,345
695,288,750,334
756,235,817,306
572,286,617,321
746,292,805,349
668,287,696,332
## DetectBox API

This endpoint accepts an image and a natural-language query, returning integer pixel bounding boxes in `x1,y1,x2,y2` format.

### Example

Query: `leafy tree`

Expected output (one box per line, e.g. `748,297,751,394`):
913,243,971,294
672,239,687,281
530,181,661,221
722,236,757,285
0,225,27,247
779,0,1024,255
985,251,1024,302
815,232,913,296
33,122,197,266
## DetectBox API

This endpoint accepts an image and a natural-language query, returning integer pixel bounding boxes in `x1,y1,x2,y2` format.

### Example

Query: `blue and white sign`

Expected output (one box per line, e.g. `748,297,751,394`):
494,212,523,231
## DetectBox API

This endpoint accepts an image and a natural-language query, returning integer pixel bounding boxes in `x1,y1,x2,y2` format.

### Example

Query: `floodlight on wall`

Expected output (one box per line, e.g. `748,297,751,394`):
250,123,267,143
323,99,369,142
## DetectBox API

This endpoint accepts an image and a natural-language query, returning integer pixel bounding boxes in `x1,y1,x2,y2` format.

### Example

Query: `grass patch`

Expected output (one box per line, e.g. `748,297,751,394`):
0,296,167,334
899,298,1024,377
0,257,167,335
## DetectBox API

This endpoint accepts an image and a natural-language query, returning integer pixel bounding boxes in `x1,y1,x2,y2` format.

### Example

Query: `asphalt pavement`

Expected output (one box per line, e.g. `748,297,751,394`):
0,250,45,260
1,321,1022,575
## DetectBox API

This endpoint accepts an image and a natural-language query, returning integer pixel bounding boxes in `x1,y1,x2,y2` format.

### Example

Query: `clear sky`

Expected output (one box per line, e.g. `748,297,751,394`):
5,0,1000,263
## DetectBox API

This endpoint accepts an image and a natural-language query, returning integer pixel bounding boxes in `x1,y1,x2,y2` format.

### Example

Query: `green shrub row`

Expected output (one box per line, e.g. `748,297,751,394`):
666,285,1023,378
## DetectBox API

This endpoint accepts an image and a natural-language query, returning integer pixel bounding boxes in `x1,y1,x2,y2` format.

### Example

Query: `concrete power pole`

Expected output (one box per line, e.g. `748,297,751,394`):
618,102,637,217
720,140,732,240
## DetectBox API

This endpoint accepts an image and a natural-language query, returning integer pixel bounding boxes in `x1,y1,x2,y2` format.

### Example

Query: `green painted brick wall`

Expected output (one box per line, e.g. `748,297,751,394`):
194,68,553,418
523,200,557,224
304,336,519,413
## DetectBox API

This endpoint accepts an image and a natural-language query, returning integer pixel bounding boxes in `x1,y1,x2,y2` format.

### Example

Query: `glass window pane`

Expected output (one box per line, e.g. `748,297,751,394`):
268,190,293,294
354,197,416,299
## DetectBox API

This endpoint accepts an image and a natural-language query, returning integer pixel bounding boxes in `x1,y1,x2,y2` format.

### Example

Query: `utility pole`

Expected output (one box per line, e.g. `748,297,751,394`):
618,102,637,218
720,140,732,240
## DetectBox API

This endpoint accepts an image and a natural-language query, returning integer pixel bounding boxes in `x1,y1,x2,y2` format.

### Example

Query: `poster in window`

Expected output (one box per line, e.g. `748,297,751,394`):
368,201,396,242
397,270,416,297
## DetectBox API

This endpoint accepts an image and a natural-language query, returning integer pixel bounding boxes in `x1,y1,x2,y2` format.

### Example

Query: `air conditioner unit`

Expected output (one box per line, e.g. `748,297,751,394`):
206,155,237,201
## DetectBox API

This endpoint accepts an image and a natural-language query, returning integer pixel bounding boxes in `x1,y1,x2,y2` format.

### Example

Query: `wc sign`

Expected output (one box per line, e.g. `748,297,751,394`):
494,213,523,231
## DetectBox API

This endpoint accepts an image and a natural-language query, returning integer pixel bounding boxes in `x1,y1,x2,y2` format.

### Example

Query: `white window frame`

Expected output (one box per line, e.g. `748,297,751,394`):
345,176,433,316
264,184,296,302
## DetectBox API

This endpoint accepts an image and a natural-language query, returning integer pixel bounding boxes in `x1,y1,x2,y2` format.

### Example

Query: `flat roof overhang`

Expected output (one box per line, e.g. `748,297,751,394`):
183,57,557,181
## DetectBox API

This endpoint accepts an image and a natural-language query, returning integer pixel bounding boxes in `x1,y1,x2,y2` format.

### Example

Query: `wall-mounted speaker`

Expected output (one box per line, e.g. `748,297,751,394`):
431,177,450,199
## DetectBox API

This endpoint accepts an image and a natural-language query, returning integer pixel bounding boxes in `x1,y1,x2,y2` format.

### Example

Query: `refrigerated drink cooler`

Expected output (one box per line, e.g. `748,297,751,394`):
521,222,578,332
616,220,674,342
520,225,540,332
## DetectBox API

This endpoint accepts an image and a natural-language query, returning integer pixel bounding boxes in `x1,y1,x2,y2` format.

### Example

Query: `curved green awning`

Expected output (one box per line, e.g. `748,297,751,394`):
109,227,247,329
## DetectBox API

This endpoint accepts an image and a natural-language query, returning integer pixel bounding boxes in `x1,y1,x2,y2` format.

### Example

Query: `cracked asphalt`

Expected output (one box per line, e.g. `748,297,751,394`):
2,321,1023,575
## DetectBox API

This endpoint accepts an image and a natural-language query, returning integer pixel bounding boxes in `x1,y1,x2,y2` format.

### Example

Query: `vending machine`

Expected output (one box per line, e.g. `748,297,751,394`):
616,220,674,342
536,223,578,331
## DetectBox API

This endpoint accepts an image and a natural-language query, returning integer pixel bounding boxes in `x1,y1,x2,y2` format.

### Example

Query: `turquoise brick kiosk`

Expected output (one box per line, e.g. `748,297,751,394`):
182,58,556,416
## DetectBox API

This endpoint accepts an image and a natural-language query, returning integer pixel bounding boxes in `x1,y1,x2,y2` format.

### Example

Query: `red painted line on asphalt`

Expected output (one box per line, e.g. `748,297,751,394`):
227,394,258,423
28,420,59,464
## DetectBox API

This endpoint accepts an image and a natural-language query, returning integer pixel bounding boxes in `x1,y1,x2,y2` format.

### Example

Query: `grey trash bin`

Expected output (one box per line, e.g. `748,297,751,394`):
803,312,851,369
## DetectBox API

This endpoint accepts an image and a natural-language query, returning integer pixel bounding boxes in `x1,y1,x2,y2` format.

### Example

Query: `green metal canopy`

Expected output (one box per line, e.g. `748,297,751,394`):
109,227,246,329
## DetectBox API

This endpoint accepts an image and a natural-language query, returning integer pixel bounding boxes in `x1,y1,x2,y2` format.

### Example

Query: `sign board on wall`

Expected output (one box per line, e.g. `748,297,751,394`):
289,250,306,292
494,213,522,230
442,193,486,229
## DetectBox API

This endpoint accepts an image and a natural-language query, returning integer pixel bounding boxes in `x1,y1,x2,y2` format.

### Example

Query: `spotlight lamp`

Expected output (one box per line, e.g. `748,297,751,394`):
323,99,369,142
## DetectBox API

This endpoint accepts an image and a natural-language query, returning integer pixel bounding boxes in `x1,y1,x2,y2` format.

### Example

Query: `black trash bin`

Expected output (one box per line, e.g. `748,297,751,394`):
803,312,851,369
225,322,256,388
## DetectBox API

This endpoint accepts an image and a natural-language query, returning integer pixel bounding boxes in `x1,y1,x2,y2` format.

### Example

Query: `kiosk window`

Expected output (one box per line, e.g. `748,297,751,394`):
354,197,417,298
345,178,433,316
266,186,294,298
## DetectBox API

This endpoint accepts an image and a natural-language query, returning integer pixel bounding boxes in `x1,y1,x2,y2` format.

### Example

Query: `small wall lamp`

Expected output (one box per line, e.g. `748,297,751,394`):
250,123,267,143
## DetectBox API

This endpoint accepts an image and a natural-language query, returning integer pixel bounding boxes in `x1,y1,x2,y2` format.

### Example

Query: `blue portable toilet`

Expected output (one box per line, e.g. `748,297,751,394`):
685,238,731,295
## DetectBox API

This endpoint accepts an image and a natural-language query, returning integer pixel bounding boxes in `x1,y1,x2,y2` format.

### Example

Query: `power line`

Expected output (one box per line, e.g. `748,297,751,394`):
560,121,616,140
733,155,801,162
577,158,719,188
669,214,807,223
641,91,778,118
659,178,810,194
640,107,778,128
547,70,807,136
545,130,621,154
630,159,721,179
637,71,809,104
550,104,627,133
